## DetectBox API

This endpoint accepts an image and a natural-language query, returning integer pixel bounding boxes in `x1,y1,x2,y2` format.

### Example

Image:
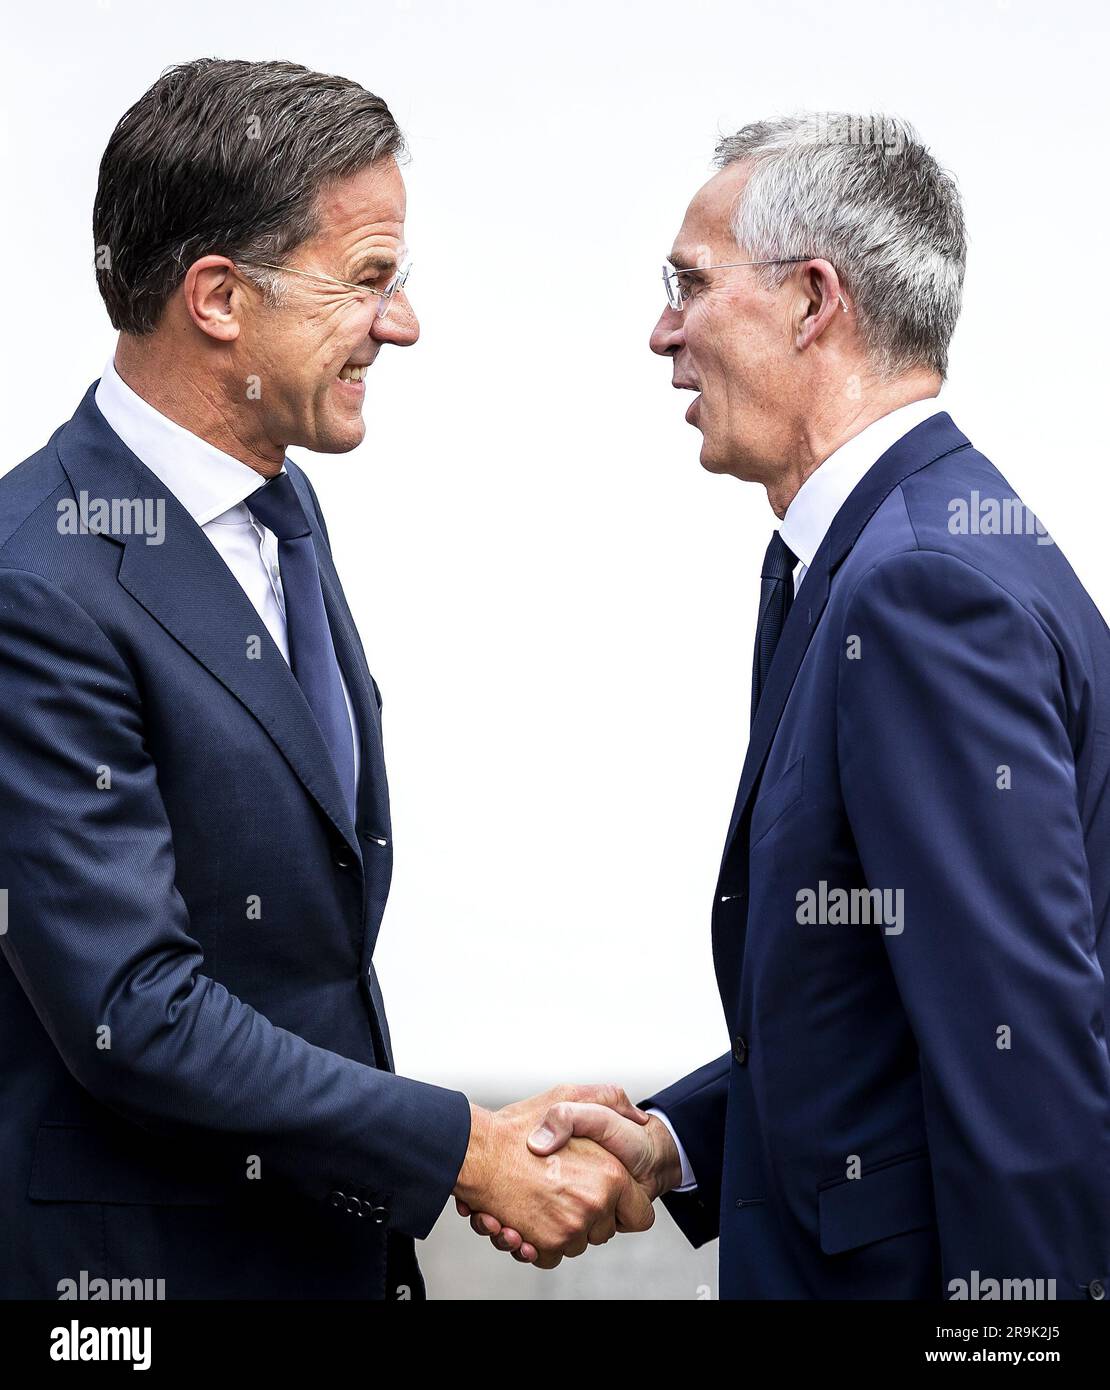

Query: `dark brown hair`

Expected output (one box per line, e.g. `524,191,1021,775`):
93,58,404,334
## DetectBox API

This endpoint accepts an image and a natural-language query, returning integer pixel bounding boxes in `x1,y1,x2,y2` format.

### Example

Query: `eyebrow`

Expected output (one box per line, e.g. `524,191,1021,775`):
346,250,400,281
668,252,704,275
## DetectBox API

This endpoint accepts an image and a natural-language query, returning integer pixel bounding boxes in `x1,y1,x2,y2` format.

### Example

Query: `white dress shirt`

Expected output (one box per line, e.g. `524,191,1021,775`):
650,394,943,1193
94,356,360,784
781,396,943,595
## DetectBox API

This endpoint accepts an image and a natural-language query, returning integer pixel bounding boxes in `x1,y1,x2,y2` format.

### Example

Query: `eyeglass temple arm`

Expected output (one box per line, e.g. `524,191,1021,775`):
237,261,405,295
666,257,811,277
666,258,848,311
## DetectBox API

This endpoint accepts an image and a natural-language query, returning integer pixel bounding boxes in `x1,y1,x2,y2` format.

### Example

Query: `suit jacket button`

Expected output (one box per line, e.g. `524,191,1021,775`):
1088,1280,1106,1300
327,1190,346,1209
732,1035,749,1066
334,847,355,869
369,1204,388,1225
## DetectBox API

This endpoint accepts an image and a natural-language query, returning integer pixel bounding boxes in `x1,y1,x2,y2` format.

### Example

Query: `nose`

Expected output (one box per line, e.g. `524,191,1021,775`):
372,289,419,346
650,304,684,357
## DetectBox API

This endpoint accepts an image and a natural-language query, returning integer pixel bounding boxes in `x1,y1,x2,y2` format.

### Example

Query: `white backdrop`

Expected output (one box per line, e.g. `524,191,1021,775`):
3,0,1108,1107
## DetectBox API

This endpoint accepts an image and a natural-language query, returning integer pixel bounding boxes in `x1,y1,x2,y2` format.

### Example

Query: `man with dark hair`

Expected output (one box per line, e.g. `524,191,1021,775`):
0,58,654,1299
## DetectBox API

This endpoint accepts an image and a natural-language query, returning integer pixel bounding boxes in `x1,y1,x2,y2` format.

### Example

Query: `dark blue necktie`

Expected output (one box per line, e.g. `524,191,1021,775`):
751,530,797,726
247,473,358,819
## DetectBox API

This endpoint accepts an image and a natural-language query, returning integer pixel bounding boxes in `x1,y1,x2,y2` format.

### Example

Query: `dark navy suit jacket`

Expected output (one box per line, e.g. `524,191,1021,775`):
646,413,1110,1300
0,384,471,1299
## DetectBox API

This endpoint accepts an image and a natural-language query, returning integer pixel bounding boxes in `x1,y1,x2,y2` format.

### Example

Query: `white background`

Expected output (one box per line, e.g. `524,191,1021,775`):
3,0,1108,1113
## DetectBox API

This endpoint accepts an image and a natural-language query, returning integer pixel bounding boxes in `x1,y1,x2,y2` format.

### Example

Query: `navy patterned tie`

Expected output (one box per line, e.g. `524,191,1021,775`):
247,473,357,819
751,531,797,726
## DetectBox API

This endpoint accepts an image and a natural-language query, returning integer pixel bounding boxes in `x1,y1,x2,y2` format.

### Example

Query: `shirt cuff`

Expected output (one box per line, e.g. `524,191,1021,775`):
645,1106,696,1192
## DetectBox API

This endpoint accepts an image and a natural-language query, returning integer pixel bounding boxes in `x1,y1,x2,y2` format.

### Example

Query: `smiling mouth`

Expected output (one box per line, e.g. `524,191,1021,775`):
338,364,369,383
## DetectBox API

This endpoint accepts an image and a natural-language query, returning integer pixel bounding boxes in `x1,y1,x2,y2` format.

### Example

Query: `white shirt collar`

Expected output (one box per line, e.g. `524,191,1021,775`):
94,355,278,526
779,396,944,573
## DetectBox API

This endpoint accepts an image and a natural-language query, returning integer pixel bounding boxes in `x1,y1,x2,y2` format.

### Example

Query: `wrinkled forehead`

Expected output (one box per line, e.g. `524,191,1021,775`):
312,158,408,259
669,162,751,267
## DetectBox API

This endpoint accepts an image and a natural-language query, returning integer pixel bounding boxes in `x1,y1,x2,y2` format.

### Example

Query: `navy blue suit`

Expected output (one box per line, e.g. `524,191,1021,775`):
0,385,471,1299
646,413,1110,1299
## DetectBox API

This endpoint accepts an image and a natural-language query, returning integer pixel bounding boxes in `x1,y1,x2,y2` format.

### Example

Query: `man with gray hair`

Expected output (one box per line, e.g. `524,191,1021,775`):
467,114,1110,1300
0,57,658,1300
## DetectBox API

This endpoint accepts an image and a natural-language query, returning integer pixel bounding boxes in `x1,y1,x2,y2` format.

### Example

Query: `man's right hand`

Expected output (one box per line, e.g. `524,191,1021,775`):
452,1085,657,1269
462,1100,683,1264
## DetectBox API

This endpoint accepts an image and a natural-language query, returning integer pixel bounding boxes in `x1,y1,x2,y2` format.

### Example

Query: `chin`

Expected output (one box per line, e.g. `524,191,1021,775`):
698,437,729,475
317,421,367,455
699,436,756,481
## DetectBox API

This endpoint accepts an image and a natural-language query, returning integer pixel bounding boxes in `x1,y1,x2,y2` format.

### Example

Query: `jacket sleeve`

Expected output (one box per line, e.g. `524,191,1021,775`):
0,565,471,1240
838,549,1110,1299
642,1052,730,1247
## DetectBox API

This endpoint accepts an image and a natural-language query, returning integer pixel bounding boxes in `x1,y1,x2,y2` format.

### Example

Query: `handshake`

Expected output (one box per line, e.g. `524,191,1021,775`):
451,1085,683,1269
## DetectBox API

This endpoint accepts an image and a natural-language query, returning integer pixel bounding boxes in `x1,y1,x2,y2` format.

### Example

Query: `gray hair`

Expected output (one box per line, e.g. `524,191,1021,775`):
713,113,965,378
94,58,405,335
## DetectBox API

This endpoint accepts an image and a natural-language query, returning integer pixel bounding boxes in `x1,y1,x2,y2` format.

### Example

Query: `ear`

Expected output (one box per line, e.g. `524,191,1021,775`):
794,258,848,352
181,256,244,342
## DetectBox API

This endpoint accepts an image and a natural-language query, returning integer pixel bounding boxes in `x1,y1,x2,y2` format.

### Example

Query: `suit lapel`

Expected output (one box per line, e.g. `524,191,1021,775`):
56,385,362,862
284,469,396,1062
289,468,391,843
719,412,972,870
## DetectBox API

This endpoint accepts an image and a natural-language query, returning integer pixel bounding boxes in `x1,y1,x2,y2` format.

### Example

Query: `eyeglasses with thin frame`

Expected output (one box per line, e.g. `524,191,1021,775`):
662,256,846,314
236,258,412,319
